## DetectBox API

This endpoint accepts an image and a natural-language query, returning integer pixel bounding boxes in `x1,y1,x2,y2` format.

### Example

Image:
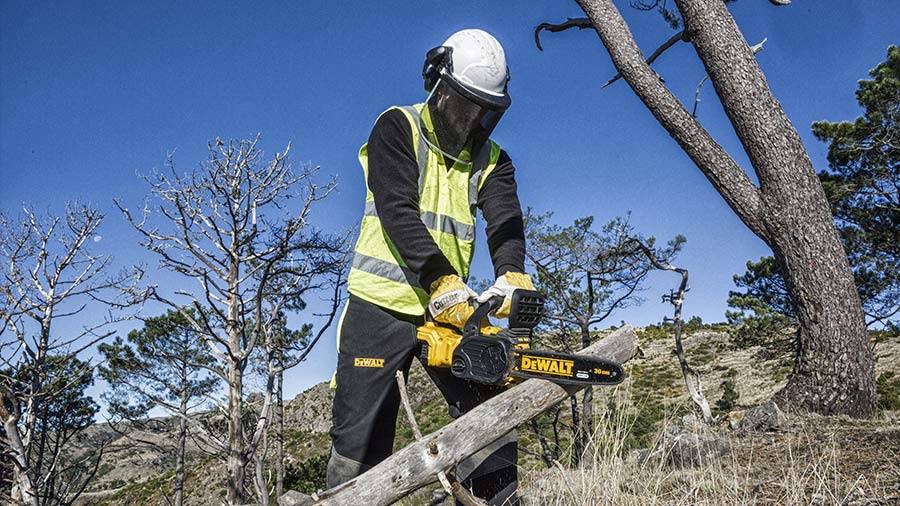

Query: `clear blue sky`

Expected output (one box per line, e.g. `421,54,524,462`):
2,1,898,401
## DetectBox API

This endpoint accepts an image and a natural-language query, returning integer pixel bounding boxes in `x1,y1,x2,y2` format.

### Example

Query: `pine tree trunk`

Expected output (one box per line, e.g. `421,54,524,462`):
275,362,285,499
2,410,37,506
772,244,873,414
575,0,876,417
175,393,188,506
672,0,875,417
579,325,594,466
569,395,581,466
226,357,245,505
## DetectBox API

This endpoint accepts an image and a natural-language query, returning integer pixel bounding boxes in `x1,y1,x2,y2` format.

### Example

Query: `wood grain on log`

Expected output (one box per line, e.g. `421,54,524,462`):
309,326,638,506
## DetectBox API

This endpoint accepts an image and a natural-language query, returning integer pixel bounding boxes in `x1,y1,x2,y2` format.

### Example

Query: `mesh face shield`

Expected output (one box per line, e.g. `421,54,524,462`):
425,73,510,161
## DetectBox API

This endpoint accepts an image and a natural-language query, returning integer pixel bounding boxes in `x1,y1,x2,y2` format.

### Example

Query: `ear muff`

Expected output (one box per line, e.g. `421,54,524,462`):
422,46,453,92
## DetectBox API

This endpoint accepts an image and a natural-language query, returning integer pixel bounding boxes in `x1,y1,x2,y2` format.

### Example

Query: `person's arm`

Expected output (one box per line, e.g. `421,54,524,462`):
366,109,456,289
477,149,526,277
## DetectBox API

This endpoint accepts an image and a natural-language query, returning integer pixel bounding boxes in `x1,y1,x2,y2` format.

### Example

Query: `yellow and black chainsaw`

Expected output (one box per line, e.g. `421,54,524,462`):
417,289,625,386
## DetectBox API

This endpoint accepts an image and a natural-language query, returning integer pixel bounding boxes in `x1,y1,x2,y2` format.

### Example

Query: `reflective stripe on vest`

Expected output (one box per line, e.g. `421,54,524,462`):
362,201,475,242
347,103,501,315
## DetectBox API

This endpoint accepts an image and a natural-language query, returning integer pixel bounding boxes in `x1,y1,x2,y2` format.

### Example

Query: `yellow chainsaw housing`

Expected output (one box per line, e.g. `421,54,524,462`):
416,322,524,368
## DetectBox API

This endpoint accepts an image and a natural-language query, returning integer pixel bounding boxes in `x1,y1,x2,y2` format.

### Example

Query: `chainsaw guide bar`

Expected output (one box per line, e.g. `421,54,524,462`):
510,348,624,386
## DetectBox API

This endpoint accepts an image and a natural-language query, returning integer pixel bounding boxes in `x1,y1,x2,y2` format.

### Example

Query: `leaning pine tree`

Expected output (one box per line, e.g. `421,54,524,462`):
537,0,875,416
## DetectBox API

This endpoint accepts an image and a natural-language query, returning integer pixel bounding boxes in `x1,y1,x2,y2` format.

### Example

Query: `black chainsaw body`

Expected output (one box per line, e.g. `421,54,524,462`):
450,289,544,385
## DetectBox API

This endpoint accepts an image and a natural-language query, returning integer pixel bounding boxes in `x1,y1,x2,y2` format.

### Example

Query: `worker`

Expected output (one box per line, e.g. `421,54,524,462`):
327,28,533,505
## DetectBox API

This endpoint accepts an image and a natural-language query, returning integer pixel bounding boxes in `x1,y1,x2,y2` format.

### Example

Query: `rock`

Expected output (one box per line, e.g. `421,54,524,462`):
659,422,727,468
630,418,727,469
625,448,651,466
739,400,786,432
279,490,315,506
430,488,450,505
723,410,745,430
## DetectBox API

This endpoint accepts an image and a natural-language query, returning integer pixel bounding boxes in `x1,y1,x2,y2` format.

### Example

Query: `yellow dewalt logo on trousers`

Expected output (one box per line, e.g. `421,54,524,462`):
354,357,384,368
520,355,574,377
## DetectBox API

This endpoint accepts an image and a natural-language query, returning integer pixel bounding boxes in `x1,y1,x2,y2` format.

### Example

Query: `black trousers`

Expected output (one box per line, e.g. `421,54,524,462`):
327,295,518,505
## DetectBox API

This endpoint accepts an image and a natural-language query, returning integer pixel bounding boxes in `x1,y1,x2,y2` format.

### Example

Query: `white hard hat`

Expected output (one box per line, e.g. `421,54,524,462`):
441,29,509,97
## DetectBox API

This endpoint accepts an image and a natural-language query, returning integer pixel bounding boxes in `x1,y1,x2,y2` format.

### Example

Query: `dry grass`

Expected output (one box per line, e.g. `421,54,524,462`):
518,388,900,506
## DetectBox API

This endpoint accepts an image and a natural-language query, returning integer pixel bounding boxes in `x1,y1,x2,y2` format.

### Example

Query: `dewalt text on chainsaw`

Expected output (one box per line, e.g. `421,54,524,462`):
416,289,625,386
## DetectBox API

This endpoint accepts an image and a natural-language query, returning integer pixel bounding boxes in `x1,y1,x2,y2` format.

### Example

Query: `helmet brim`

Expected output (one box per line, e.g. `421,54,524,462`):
441,70,511,111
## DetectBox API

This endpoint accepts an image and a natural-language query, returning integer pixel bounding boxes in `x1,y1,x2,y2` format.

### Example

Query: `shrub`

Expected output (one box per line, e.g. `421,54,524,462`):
715,379,740,414
876,372,900,411
283,454,328,495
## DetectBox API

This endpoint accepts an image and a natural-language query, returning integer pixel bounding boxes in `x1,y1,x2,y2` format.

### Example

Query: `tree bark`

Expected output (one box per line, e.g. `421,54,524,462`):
175,392,188,506
275,360,285,500
579,325,594,466
307,326,637,506
255,431,270,506
574,0,875,416
226,256,246,505
675,0,873,417
2,409,37,506
568,395,581,466
226,355,245,505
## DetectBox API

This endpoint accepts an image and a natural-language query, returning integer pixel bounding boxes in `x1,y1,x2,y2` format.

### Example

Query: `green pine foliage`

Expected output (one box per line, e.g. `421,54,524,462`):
812,45,900,329
99,309,217,421
725,257,796,350
283,455,329,495
714,378,740,414
875,371,900,412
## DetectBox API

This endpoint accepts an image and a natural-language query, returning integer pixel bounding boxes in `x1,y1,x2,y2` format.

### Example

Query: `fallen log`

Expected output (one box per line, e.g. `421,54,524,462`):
298,325,638,506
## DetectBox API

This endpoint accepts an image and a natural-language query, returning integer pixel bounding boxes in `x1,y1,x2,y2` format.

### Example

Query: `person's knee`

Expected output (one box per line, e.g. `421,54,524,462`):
461,464,518,505
325,446,371,489
457,437,518,504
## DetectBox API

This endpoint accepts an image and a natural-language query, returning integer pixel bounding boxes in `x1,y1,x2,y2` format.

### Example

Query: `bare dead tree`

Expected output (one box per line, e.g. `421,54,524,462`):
536,0,874,417
117,136,348,504
626,239,715,423
524,211,683,465
0,204,144,505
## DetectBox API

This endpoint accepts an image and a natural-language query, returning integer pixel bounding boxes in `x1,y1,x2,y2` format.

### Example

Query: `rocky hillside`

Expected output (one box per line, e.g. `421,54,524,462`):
76,327,900,505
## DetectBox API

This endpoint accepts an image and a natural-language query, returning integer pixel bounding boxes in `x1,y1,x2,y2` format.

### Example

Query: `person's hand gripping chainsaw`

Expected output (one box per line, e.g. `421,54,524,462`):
428,275,477,328
475,272,535,319
428,272,535,328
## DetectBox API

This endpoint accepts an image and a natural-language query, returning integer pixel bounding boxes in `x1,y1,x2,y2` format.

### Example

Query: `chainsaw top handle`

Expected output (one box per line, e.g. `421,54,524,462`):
462,289,546,340
463,295,503,339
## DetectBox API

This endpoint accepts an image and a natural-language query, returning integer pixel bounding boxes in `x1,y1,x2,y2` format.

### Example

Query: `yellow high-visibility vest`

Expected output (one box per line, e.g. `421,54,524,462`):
347,103,501,315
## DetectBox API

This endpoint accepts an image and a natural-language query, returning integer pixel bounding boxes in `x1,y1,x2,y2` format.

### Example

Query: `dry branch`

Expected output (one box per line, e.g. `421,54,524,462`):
306,326,638,506
627,239,714,423
395,372,485,506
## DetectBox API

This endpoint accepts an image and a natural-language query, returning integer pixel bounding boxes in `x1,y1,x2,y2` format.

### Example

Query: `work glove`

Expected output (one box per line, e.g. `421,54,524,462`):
428,274,477,329
476,272,535,319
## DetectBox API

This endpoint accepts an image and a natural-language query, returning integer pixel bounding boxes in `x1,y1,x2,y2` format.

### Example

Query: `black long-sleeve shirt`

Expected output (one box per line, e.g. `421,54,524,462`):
366,108,526,290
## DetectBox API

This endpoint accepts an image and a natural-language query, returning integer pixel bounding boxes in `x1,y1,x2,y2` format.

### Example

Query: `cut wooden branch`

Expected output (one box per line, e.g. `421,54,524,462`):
307,326,638,506
395,371,485,506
